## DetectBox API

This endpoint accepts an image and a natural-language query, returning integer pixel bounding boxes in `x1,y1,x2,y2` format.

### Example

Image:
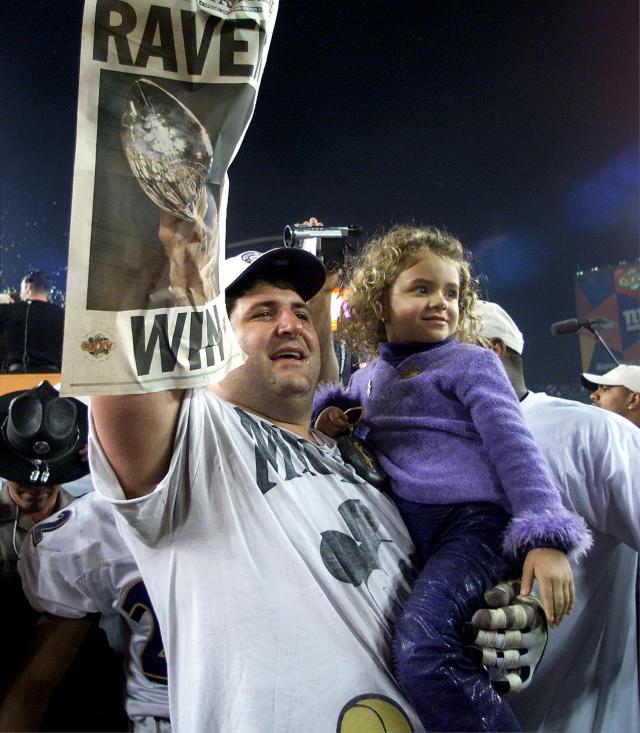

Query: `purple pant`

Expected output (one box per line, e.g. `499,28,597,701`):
392,498,521,732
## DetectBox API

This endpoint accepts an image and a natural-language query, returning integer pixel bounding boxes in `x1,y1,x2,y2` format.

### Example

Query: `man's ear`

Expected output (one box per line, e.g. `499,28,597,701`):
489,338,507,357
627,391,640,413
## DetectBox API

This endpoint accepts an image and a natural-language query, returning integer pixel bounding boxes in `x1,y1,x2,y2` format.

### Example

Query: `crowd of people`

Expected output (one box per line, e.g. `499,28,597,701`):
0,223,638,732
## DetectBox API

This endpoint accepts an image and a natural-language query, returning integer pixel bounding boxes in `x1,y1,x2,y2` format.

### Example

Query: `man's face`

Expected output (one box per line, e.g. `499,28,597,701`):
220,283,321,411
590,384,633,417
7,480,60,517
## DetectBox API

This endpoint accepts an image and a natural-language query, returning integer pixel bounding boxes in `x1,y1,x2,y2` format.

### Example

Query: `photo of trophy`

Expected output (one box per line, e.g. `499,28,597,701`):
121,79,213,222
121,79,219,307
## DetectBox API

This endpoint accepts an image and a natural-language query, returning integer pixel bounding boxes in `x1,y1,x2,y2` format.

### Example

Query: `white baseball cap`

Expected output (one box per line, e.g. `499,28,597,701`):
581,364,640,393
223,247,326,302
474,300,525,355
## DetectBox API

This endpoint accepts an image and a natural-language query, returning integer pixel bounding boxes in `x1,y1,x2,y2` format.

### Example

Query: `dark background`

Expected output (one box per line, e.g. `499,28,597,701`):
0,1,638,389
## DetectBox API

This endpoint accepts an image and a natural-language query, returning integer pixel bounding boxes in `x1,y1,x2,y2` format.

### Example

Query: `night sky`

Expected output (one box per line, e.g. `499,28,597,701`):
1,1,638,388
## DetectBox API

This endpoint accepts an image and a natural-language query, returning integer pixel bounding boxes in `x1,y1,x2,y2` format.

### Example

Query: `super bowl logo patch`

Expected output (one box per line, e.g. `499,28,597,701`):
81,332,116,360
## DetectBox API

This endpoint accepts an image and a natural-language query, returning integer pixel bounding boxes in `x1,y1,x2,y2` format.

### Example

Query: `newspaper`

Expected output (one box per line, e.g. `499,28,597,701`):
62,0,278,395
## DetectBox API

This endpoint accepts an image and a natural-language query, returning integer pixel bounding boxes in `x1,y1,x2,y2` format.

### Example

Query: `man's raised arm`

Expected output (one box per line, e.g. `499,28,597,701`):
91,390,183,499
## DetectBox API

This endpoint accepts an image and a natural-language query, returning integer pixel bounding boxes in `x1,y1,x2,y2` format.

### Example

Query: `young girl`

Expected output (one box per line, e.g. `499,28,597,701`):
314,226,591,732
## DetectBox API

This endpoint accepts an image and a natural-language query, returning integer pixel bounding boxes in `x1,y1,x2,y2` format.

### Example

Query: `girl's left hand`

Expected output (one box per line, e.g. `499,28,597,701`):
315,406,350,437
520,548,574,627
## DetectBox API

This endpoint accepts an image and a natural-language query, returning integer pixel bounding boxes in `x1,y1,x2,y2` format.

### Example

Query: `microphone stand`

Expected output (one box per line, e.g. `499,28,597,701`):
582,323,620,366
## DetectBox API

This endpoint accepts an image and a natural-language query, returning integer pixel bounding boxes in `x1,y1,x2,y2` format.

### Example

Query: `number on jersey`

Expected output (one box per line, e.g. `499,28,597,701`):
120,579,168,684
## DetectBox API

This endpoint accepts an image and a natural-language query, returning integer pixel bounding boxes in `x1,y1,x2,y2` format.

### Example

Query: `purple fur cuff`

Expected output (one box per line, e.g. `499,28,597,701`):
312,383,360,424
502,508,593,562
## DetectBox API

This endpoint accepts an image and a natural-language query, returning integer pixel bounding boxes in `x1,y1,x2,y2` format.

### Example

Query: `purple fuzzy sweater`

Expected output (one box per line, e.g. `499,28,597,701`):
314,339,591,560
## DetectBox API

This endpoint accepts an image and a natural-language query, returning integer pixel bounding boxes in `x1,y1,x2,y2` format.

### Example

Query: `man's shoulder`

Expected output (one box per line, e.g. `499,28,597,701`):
33,300,63,315
524,391,640,442
198,385,233,413
59,487,79,509
0,300,21,318
64,490,109,521
33,299,60,307
525,391,593,420
189,386,247,433
523,391,589,413
29,492,115,554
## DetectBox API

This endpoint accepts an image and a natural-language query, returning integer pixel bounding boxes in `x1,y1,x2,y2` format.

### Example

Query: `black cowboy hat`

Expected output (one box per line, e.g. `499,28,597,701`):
0,381,89,486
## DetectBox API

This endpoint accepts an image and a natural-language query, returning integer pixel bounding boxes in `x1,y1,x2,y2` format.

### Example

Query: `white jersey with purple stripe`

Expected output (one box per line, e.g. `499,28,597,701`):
18,492,170,725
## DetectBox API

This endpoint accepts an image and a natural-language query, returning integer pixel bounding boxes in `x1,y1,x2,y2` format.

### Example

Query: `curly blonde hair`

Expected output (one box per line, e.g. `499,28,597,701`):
341,225,485,359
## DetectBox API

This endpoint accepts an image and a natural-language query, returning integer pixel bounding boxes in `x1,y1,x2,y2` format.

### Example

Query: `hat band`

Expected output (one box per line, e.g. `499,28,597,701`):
1,419,81,485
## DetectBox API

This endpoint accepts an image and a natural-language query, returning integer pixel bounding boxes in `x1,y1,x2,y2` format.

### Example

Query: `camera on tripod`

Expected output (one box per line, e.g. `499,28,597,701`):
283,224,362,270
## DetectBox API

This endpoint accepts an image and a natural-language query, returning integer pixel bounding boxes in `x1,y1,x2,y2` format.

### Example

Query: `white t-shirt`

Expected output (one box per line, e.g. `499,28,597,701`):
509,392,640,733
18,492,170,724
90,388,424,733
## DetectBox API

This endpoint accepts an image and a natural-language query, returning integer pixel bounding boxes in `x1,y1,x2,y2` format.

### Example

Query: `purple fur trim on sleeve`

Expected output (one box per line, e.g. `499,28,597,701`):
502,509,593,562
312,383,360,424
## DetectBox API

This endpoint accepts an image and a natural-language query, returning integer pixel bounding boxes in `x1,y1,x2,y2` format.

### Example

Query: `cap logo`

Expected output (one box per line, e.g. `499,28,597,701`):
241,251,261,264
32,441,50,456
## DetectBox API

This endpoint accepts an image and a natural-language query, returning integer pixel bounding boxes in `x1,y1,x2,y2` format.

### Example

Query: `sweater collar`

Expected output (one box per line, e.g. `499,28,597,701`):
379,337,454,365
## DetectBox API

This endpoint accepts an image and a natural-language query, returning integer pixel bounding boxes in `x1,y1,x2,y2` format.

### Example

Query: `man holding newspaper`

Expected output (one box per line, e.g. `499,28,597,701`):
65,2,546,731
89,238,548,732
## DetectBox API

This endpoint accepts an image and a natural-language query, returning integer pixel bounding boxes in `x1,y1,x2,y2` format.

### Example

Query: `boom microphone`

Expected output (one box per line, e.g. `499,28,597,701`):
550,318,607,336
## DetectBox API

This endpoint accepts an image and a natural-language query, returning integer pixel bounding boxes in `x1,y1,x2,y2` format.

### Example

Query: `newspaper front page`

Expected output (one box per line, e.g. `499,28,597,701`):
62,0,278,395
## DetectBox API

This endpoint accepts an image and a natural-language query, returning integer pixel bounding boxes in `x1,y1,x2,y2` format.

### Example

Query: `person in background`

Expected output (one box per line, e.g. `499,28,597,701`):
476,299,640,733
0,381,88,698
0,381,128,731
0,490,170,732
0,270,64,373
581,363,640,428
